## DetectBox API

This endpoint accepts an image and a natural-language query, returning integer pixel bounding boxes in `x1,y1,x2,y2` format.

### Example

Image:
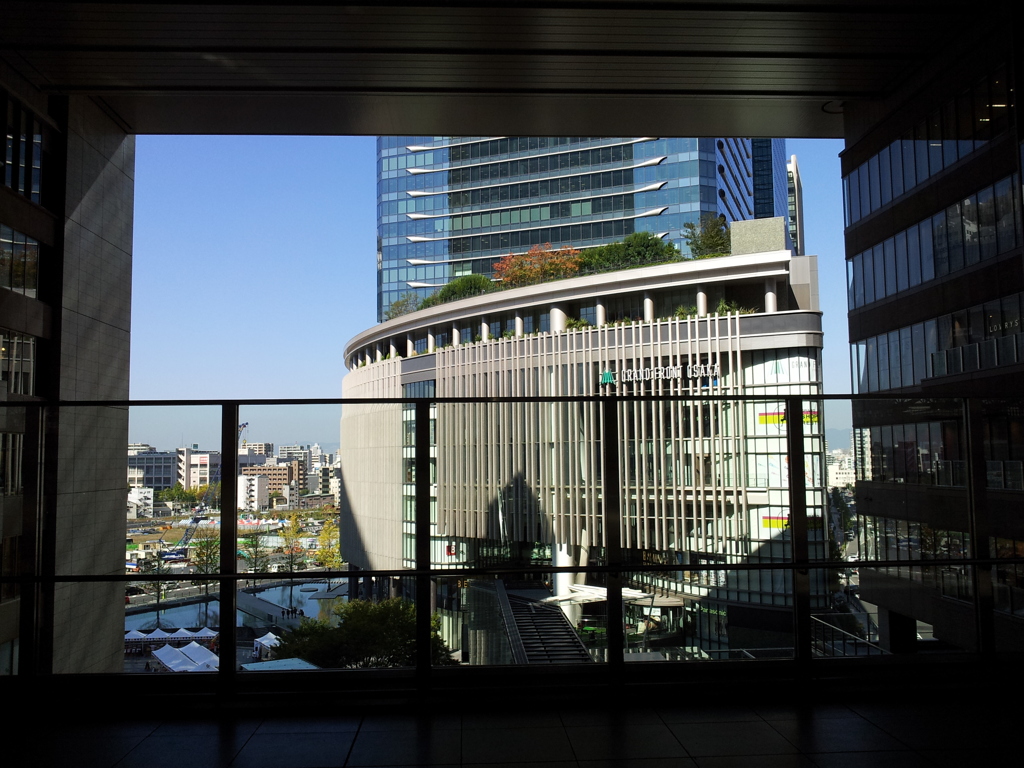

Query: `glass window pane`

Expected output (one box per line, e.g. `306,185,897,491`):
978,185,997,259
932,211,948,277
946,202,964,272
848,170,861,223
995,176,1015,253
858,162,870,219
907,223,922,286
895,230,909,292
920,220,935,282
902,133,916,192
877,333,890,390
912,323,926,384
873,244,885,301
890,138,904,198
868,154,881,212
962,194,980,265
854,252,865,307
884,237,897,297
863,248,875,304
879,145,892,205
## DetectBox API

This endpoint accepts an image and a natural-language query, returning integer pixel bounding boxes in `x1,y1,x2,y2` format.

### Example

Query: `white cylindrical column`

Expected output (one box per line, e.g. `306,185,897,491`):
596,299,607,327
550,304,567,332
515,312,525,337
406,333,414,357
427,329,435,353
389,338,398,358
643,292,655,322
697,287,708,317
554,543,581,627
452,321,461,346
375,343,382,363
480,318,490,341
764,278,778,313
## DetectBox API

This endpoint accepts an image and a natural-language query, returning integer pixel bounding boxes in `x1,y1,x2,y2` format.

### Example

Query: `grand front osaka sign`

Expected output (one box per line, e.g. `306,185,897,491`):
601,362,721,385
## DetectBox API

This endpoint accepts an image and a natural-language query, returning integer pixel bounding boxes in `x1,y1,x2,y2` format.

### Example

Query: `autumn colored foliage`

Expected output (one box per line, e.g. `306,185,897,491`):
492,243,582,286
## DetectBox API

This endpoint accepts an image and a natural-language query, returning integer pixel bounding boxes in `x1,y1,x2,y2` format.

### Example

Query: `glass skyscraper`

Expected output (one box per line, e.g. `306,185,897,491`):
376,136,787,322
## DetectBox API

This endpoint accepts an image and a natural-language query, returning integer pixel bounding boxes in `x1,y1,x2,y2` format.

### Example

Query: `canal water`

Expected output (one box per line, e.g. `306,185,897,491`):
124,579,349,631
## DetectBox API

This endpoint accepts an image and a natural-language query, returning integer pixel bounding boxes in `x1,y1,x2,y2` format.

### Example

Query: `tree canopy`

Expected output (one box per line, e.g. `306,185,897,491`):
419,273,495,309
682,212,731,258
385,291,421,321
273,597,457,668
578,231,679,272
492,243,582,286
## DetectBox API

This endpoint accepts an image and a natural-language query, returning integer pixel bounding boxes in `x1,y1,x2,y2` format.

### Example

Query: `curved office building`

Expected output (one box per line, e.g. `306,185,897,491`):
340,218,826,656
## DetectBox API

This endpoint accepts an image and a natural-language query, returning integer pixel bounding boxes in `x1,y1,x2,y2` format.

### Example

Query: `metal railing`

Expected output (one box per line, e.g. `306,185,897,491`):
2,393,1024,685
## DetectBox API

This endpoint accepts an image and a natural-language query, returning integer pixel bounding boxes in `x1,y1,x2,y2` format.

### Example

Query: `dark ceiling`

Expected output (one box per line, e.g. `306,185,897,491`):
0,2,991,137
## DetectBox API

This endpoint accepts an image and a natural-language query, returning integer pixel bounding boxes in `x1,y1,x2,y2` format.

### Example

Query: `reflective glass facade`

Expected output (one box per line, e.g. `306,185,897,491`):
377,136,776,321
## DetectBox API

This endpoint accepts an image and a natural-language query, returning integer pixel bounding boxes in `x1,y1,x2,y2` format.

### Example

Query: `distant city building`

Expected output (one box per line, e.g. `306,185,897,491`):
786,155,804,256
377,136,790,321
127,487,154,518
278,444,312,471
238,474,269,512
127,448,176,491
342,217,826,655
241,459,304,496
241,441,273,455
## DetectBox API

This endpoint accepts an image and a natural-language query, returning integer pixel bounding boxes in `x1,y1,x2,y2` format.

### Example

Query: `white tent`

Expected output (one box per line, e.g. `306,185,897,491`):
152,644,196,672
169,628,195,642
124,629,148,642
179,641,219,669
253,632,281,660
151,642,220,672
194,627,219,639
146,628,171,641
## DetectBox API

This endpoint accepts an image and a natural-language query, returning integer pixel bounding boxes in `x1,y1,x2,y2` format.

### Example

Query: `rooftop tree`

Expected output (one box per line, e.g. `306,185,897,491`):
682,212,731,258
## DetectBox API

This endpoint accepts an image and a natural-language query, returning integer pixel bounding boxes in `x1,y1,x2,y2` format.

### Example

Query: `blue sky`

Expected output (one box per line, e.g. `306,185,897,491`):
129,136,850,451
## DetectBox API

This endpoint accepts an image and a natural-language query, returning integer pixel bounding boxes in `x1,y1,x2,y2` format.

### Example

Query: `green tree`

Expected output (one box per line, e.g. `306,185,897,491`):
316,519,344,570
273,598,457,668
157,482,199,505
579,231,679,272
682,212,730,258
240,527,271,573
141,553,171,626
189,526,220,624
194,481,221,509
385,291,422,320
419,274,494,309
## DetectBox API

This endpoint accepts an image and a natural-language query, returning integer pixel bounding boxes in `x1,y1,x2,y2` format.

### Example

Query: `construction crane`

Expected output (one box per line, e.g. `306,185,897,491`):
161,422,249,560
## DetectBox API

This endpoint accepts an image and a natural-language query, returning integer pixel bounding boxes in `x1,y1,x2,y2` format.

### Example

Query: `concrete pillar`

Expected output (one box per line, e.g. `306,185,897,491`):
375,343,382,363
697,287,708,317
554,544,581,627
877,607,918,654
550,304,567,332
480,317,490,341
427,328,435,353
452,321,461,345
596,299,607,327
515,312,525,337
389,338,398,358
643,292,655,322
765,278,778,313
406,333,414,357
